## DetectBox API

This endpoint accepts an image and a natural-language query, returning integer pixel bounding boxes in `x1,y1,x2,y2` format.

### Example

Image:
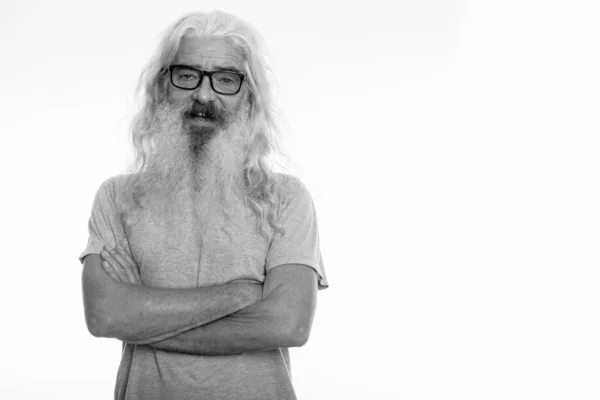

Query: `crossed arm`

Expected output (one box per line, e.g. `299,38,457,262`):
148,264,316,355
82,246,318,355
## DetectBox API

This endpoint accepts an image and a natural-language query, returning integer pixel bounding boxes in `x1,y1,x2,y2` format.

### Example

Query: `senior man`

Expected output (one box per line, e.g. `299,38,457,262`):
78,10,328,400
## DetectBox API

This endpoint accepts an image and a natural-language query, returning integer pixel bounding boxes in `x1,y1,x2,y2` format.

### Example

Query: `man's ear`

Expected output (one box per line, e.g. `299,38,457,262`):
156,73,170,102
246,91,255,119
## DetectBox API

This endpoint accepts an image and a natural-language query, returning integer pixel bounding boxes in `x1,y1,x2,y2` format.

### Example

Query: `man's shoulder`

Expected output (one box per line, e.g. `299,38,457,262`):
99,172,140,190
268,172,312,208
272,172,309,199
93,173,139,205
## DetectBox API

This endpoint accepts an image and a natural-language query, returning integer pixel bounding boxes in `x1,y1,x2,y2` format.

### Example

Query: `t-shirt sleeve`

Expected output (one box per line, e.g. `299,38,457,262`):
78,177,127,265
265,178,329,290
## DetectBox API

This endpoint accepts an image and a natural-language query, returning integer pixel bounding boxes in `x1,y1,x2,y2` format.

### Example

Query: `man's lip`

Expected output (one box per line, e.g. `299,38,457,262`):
189,116,215,125
189,113,212,120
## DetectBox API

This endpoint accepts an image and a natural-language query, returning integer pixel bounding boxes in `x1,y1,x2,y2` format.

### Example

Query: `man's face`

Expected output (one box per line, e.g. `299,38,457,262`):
135,36,251,230
167,36,248,133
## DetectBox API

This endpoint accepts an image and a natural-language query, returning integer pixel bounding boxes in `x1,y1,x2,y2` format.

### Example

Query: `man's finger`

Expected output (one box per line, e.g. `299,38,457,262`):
112,247,139,284
110,248,134,271
101,250,129,282
117,245,139,271
101,260,122,282
116,245,143,284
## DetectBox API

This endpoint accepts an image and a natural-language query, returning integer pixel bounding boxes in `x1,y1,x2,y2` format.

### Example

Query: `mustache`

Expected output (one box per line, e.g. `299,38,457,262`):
183,102,228,125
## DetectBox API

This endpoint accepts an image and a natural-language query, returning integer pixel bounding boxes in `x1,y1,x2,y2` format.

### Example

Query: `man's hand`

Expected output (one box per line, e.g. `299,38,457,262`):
100,243,142,285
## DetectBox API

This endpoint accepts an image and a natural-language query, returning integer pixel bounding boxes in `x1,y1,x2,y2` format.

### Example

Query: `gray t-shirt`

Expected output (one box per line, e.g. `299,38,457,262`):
79,173,328,400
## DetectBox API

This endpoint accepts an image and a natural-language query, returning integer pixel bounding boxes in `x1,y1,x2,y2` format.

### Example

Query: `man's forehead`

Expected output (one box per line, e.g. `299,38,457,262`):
175,36,245,68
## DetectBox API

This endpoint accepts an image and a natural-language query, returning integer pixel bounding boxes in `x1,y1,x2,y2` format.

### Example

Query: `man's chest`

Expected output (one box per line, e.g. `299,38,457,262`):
124,207,272,289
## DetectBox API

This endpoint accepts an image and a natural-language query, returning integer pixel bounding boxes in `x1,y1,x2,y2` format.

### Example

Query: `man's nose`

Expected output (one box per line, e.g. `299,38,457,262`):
192,76,216,102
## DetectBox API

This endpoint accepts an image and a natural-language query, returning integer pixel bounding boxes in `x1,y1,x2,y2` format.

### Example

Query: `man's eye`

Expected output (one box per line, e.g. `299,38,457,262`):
179,74,195,80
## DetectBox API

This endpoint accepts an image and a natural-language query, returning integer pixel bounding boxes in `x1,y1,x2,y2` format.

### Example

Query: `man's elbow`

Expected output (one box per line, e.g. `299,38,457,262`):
85,305,139,341
83,290,125,339
87,319,107,338
288,324,311,347
269,304,312,348
84,304,113,338
83,294,121,339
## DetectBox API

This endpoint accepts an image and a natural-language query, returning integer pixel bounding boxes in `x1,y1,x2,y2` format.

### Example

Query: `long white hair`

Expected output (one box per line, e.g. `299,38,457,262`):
119,11,288,238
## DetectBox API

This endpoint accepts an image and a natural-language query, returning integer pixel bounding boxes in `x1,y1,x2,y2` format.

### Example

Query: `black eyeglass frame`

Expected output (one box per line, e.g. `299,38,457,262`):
168,65,245,95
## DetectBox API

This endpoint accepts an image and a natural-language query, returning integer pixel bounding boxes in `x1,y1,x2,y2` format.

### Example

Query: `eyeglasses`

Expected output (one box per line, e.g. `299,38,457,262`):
168,65,245,95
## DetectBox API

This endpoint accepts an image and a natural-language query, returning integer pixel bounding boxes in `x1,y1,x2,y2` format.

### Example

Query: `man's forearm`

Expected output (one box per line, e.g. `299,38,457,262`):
145,298,301,355
89,273,261,344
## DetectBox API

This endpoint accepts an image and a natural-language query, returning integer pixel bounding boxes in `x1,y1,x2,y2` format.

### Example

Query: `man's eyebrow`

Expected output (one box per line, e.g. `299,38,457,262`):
187,64,243,73
213,65,243,73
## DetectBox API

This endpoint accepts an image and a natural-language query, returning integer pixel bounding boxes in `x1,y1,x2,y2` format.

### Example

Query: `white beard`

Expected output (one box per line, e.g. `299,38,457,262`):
132,101,251,237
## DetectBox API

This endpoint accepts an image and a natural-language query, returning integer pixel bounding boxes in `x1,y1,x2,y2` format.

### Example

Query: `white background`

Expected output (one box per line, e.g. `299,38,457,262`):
1,0,599,399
